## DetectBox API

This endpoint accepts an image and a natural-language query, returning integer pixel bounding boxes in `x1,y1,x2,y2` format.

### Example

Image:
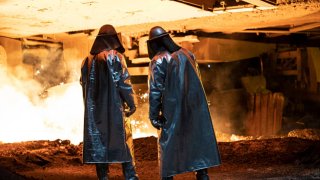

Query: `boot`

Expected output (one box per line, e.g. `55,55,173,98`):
196,168,209,180
122,161,139,180
96,163,108,180
162,176,173,180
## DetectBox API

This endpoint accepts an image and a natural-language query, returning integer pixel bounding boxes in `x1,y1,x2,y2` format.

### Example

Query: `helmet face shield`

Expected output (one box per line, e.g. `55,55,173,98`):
147,26,180,59
147,39,159,60
90,24,125,55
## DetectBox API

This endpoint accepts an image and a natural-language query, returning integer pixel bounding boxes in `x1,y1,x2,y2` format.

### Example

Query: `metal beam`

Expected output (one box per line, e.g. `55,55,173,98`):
241,0,275,7
173,0,215,11
242,23,320,34
240,23,320,34
290,22,320,33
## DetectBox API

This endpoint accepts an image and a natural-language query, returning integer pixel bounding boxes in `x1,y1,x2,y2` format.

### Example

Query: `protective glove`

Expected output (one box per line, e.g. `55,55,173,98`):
150,119,162,130
150,115,166,130
125,106,136,117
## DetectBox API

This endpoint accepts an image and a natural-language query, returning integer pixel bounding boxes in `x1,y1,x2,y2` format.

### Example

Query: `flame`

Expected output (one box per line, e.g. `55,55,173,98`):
0,65,255,145
230,134,240,141
0,67,84,144
42,82,84,144
0,66,156,144
130,119,157,139
129,92,158,139
214,131,255,142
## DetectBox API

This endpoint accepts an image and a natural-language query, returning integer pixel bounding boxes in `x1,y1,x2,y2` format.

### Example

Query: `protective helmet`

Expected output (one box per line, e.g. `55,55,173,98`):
90,24,125,55
147,26,180,59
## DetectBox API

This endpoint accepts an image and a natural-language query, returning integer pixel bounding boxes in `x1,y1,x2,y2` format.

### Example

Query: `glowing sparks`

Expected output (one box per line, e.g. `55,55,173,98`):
130,119,157,139
140,92,148,100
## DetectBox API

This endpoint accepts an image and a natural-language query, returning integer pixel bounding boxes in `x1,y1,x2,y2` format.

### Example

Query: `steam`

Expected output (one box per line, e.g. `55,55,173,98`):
201,62,248,136
0,65,84,144
0,46,155,144
0,43,250,145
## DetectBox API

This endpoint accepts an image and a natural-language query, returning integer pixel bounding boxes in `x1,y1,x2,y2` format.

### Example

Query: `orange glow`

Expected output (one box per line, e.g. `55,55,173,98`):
0,0,214,37
0,66,157,144
0,66,84,144
0,65,254,144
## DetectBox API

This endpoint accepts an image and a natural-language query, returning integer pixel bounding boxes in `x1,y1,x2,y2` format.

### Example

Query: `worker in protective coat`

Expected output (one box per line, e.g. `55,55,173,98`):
147,26,221,180
80,24,138,180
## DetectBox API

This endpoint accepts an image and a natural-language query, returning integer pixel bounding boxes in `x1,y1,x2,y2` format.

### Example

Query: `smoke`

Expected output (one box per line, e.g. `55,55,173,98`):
200,61,252,135
0,44,157,144
0,52,84,144
0,40,257,144
21,39,71,90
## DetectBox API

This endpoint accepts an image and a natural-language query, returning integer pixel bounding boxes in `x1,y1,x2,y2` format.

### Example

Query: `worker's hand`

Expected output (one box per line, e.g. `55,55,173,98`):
150,115,166,130
150,119,163,130
125,107,136,117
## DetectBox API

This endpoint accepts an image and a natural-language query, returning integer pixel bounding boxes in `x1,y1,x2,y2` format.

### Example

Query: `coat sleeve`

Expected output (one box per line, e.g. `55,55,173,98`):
148,56,167,120
118,55,136,109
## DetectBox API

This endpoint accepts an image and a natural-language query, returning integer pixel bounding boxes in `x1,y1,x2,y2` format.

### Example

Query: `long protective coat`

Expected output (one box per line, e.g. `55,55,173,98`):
81,50,135,163
149,48,221,177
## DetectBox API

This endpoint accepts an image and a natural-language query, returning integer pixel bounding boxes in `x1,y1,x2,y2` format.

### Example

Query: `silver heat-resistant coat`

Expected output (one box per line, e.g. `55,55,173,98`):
80,50,135,163
149,48,221,177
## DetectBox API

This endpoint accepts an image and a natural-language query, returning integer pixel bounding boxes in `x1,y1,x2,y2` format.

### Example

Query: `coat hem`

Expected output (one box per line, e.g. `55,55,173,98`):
162,163,221,178
83,160,132,164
